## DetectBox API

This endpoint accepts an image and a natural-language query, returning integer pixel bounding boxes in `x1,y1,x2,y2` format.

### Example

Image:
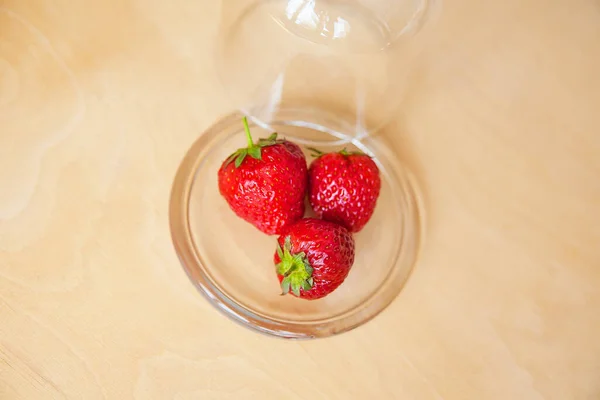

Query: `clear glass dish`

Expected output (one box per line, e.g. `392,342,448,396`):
169,111,424,338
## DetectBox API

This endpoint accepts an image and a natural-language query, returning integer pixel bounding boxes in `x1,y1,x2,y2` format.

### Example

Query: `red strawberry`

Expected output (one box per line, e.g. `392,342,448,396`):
274,218,355,300
218,117,308,235
307,148,381,233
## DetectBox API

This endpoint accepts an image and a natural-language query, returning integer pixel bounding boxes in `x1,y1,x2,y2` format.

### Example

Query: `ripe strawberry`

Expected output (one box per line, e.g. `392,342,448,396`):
218,117,308,235
307,148,381,233
274,218,355,300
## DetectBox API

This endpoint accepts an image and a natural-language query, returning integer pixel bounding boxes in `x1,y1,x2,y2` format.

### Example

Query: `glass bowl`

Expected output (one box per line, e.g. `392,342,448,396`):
169,110,424,339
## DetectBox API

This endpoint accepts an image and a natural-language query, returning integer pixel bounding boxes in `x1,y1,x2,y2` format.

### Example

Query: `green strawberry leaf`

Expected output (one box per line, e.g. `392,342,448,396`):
304,263,313,275
281,276,291,295
248,146,261,160
304,146,370,160
339,147,370,157
234,149,247,168
306,146,324,158
258,133,278,146
284,236,292,253
224,152,238,167
291,284,301,297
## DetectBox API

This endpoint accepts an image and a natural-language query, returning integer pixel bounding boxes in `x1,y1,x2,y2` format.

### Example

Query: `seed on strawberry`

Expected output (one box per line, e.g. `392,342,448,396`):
218,117,308,235
307,148,381,233
274,218,355,300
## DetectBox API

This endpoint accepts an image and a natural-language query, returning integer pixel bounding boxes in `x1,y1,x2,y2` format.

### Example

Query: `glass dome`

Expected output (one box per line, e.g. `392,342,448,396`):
217,0,437,140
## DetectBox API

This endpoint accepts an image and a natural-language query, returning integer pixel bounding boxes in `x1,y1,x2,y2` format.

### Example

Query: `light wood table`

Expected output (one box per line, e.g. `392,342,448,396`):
1,0,599,399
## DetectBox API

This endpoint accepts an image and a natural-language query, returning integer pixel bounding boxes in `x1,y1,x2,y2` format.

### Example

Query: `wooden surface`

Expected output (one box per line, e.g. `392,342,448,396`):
1,0,600,398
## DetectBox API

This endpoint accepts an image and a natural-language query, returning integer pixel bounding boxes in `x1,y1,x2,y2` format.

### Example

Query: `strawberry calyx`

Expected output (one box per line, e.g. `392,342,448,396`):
306,146,367,159
225,117,279,168
276,236,314,296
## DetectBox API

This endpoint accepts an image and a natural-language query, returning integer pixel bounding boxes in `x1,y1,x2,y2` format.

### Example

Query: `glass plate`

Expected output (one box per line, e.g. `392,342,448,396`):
169,111,424,339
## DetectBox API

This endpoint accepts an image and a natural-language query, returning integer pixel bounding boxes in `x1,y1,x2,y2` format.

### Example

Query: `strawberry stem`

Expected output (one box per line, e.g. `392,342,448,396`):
242,116,254,148
224,118,281,168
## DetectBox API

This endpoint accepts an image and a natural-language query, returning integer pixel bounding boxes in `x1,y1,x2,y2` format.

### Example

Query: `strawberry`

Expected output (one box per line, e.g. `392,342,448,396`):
218,117,308,235
307,148,381,233
274,218,355,300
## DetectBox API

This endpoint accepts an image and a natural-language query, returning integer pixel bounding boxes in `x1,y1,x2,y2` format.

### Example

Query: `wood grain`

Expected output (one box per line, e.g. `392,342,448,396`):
1,0,599,398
